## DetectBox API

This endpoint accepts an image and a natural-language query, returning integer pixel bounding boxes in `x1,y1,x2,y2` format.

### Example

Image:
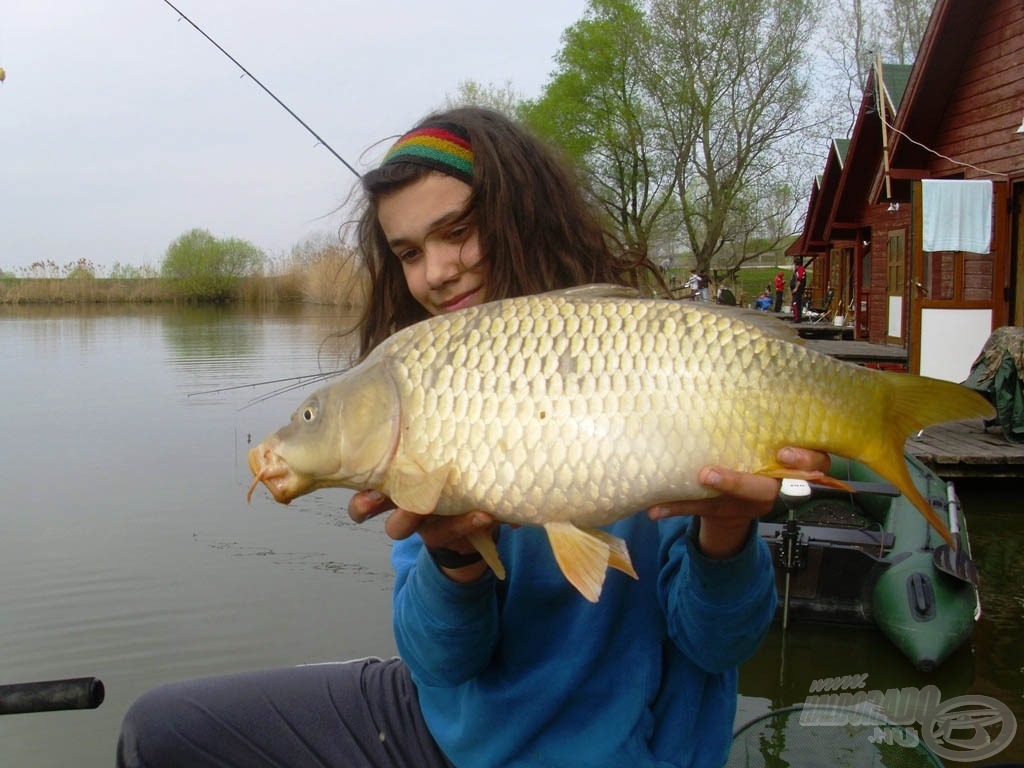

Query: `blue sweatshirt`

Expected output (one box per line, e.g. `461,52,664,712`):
392,514,776,768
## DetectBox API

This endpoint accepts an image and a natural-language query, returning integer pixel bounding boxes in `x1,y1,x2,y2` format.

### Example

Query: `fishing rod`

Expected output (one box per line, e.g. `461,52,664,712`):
161,0,361,180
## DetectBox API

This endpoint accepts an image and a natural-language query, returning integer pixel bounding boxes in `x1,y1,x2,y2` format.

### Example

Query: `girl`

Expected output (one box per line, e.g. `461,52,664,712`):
118,107,829,768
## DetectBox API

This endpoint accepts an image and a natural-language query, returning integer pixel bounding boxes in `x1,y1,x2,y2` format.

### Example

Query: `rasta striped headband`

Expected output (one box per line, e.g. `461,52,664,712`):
380,123,474,184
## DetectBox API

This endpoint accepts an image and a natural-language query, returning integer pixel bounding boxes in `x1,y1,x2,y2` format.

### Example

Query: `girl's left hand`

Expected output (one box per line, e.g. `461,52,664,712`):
646,447,831,559
348,490,497,583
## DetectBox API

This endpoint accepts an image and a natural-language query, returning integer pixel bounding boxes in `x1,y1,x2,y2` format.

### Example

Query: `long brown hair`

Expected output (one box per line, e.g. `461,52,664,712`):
353,107,663,358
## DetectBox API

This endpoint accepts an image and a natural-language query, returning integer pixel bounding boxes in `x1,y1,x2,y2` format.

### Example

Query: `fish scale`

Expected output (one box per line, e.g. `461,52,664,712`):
390,296,710,524
248,285,995,602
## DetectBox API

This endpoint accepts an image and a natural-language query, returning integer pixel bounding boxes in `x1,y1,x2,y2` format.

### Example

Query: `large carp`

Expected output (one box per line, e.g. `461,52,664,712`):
248,285,994,602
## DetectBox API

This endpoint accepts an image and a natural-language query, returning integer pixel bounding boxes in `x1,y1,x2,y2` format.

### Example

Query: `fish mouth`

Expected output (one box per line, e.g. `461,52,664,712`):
247,443,302,504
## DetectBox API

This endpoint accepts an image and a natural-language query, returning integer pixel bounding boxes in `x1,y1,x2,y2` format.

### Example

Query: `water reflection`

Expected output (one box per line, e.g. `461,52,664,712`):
0,304,393,767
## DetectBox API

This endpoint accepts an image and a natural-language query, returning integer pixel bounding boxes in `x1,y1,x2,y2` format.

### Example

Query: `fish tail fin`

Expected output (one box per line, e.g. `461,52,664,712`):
881,371,994,437
860,373,994,547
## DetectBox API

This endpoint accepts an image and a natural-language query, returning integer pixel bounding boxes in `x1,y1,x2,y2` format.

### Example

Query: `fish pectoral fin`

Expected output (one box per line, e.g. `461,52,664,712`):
544,521,634,603
467,530,506,581
387,458,453,515
757,465,854,493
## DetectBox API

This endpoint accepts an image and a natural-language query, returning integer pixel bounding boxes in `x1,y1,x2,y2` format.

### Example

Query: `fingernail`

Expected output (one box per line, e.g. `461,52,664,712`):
703,470,721,486
472,513,490,527
778,448,796,465
364,490,384,502
649,506,667,520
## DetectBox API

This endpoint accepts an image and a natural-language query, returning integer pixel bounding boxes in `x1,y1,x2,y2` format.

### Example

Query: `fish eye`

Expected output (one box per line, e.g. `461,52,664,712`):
295,398,318,424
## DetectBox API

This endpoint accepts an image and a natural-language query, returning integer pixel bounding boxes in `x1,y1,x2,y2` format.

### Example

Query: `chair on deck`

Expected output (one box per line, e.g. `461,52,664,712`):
805,289,835,324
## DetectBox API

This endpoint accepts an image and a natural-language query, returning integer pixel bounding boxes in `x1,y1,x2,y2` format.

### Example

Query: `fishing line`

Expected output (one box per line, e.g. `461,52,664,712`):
160,0,361,179
187,371,346,398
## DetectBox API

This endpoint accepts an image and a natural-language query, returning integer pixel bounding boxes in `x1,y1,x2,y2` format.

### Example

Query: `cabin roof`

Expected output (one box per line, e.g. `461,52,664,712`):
878,0,991,199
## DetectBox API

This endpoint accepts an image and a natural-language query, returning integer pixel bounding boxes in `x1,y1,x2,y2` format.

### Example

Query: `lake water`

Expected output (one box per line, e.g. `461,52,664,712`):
1,305,1021,766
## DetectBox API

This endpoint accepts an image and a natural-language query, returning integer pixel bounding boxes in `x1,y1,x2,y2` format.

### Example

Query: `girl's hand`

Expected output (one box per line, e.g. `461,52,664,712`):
647,447,831,559
348,490,496,583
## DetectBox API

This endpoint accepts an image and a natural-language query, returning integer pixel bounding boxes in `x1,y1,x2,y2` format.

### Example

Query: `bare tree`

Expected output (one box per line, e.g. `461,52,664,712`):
814,0,933,138
445,80,525,117
818,0,884,137
882,0,934,64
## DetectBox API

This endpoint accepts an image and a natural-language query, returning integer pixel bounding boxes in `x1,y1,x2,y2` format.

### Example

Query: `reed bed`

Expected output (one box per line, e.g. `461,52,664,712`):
1,246,368,307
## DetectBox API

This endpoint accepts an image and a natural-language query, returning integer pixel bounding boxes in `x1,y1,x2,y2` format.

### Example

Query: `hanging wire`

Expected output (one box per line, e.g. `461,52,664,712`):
161,0,361,179
880,114,1011,178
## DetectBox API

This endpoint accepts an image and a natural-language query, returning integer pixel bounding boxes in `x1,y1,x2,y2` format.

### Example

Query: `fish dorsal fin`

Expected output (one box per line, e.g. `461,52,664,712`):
543,521,636,603
467,530,506,580
684,302,803,345
386,457,453,515
541,283,642,301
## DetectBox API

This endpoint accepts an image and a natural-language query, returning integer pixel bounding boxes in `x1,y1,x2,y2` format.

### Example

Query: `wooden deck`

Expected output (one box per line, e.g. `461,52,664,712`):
905,419,1024,479
803,338,908,368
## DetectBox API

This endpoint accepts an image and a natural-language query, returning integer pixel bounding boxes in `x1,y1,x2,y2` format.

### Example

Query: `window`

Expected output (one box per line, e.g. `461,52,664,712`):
887,230,905,294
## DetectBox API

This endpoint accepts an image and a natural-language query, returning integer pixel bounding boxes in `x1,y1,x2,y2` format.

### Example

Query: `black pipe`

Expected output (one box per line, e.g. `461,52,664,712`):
0,677,105,715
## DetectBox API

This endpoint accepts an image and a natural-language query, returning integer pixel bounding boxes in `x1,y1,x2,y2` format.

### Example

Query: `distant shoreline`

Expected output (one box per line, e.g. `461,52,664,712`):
0,275,362,307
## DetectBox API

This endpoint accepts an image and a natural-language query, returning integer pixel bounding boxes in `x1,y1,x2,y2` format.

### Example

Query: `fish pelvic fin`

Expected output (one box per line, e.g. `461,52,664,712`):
585,527,639,580
543,522,637,603
755,466,854,493
862,373,994,547
467,530,506,581
386,458,454,515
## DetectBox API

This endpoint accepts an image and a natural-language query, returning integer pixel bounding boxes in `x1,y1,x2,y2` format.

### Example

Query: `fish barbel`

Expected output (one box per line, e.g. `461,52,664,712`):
248,285,994,602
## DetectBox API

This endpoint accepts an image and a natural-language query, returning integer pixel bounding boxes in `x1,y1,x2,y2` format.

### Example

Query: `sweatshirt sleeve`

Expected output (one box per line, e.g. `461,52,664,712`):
391,535,501,687
657,517,777,674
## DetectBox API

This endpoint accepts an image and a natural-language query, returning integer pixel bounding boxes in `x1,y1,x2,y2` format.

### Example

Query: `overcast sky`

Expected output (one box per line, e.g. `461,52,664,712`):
0,0,588,273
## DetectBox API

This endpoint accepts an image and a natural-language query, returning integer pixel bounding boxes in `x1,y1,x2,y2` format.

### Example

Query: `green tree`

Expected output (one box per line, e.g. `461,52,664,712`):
527,0,817,276
524,0,678,261
161,228,264,301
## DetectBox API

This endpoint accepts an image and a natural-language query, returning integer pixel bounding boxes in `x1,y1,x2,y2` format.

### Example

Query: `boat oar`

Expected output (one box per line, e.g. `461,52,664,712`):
932,482,981,587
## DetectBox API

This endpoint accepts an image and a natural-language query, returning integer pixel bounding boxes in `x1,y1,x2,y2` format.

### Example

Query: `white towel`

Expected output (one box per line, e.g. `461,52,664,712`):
921,179,992,254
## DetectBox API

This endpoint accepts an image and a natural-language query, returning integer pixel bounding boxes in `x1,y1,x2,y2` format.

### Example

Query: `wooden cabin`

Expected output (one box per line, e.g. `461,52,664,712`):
789,0,1024,381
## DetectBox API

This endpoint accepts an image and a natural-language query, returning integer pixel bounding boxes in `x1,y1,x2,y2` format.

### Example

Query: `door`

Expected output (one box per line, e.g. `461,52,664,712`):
909,181,1006,380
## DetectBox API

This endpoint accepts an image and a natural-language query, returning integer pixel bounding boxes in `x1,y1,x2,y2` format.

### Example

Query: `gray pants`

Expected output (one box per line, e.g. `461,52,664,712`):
116,657,454,768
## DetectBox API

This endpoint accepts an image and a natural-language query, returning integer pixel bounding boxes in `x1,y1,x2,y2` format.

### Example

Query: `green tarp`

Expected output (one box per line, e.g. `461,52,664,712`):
961,327,1024,444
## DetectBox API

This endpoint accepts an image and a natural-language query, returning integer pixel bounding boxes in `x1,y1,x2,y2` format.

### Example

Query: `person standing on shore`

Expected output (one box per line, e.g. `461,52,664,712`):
791,258,807,323
773,270,785,312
